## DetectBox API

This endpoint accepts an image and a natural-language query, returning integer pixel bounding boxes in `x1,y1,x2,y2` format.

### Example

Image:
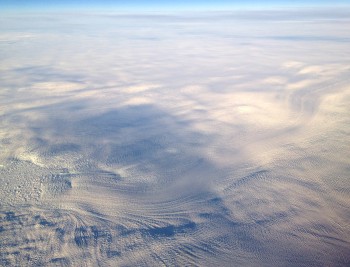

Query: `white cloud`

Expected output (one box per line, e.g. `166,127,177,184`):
1,10,350,266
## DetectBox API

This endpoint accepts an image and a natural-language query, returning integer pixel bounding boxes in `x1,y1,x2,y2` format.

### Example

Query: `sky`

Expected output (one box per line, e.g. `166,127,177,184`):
1,0,350,11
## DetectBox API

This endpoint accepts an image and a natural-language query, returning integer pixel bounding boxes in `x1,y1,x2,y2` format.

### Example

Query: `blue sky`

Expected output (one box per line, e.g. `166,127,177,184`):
1,0,350,11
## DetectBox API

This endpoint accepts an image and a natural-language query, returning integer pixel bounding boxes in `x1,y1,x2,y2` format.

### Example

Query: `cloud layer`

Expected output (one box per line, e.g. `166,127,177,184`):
1,10,350,266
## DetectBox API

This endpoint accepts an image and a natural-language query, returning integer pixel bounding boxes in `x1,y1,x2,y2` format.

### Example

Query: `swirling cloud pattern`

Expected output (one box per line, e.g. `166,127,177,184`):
1,9,350,266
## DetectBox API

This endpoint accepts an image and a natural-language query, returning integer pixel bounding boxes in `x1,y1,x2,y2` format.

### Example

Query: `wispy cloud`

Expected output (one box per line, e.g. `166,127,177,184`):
1,9,350,266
